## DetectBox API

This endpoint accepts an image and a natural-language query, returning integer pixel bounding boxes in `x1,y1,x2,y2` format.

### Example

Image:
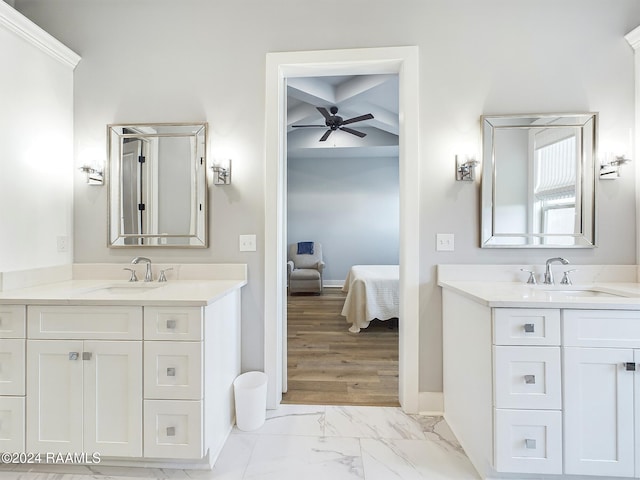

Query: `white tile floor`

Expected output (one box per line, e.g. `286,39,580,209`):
0,405,479,479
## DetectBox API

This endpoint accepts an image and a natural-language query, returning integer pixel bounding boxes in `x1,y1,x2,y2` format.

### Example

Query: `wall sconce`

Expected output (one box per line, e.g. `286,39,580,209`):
455,155,479,181
600,154,631,179
78,165,104,185
211,159,232,185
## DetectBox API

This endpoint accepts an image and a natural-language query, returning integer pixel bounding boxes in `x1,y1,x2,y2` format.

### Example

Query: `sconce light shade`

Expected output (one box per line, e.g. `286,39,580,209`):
79,165,104,185
600,154,631,179
211,159,232,185
456,155,479,181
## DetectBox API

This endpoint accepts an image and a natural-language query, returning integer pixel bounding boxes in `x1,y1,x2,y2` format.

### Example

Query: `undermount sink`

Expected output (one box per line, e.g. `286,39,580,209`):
537,287,629,298
81,283,166,295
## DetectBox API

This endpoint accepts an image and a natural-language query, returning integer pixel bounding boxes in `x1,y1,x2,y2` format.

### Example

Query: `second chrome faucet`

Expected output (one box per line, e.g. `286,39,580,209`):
543,257,570,285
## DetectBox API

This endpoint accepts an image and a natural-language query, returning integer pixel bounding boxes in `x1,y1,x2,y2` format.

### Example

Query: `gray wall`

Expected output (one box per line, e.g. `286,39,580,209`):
14,0,640,394
287,156,399,283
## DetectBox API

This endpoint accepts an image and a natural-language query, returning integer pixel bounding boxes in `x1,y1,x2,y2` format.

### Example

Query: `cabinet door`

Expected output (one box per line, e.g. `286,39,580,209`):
83,341,142,457
563,347,635,477
0,339,25,395
26,340,84,453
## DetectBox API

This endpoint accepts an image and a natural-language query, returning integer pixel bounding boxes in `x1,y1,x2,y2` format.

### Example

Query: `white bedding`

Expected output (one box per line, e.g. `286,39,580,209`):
340,265,399,333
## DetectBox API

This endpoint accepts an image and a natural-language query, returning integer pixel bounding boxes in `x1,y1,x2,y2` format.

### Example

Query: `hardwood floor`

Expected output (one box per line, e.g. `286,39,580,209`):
283,288,399,406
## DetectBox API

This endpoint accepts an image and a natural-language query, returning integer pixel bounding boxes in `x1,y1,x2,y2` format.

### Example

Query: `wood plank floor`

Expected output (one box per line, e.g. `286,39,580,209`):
283,288,399,406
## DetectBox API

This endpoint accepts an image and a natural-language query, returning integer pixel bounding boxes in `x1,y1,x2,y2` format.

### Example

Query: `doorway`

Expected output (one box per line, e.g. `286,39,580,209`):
265,46,420,413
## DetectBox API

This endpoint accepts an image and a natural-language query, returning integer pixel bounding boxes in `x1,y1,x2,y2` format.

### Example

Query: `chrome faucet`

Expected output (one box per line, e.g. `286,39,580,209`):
543,257,570,285
131,256,153,282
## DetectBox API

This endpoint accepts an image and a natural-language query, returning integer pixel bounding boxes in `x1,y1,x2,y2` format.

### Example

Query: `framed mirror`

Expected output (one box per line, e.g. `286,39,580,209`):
481,113,597,248
107,123,208,247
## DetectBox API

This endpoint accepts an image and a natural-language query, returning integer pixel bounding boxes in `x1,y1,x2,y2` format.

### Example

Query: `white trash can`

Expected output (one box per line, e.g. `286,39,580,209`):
233,371,268,431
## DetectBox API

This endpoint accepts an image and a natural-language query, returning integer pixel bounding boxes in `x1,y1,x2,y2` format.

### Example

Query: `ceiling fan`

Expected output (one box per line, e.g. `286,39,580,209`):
292,106,374,142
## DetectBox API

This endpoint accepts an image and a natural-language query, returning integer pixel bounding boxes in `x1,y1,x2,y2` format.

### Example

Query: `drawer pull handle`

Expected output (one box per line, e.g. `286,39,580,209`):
166,320,177,329
82,352,92,361
523,323,535,333
524,374,536,384
68,352,79,361
524,438,536,449
625,362,636,371
166,426,176,437
167,367,176,377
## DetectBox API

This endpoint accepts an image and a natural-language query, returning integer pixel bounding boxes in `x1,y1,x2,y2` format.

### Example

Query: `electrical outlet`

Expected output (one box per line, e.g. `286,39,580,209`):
436,233,454,251
56,235,69,253
239,234,257,252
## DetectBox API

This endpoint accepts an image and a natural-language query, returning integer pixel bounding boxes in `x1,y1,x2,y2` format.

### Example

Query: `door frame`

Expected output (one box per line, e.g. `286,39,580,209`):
264,46,420,413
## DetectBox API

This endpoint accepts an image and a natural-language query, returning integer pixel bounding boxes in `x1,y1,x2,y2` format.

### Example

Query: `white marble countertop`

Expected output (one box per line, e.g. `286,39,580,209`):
0,278,246,307
438,280,640,309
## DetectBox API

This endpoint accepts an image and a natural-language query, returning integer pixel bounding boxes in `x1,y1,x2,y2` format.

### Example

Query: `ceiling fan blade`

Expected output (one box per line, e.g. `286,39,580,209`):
341,113,374,125
317,107,332,120
340,127,367,138
291,125,326,128
319,130,332,142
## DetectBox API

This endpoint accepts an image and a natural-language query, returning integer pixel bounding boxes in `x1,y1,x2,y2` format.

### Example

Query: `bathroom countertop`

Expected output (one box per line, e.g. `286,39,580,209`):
0,278,247,307
438,280,640,310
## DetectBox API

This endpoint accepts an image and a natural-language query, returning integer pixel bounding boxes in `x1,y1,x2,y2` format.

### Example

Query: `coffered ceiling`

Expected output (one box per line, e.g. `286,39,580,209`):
287,74,399,159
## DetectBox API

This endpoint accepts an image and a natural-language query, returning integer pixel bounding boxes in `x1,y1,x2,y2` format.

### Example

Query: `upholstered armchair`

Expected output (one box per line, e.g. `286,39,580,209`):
287,242,325,294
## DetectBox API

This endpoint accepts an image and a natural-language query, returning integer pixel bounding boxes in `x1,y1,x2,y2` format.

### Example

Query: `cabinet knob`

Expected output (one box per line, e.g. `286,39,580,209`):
166,426,176,437
82,352,92,361
524,438,537,449
166,319,176,329
68,352,79,360
625,362,636,371
524,374,536,384
167,367,176,377
523,323,535,333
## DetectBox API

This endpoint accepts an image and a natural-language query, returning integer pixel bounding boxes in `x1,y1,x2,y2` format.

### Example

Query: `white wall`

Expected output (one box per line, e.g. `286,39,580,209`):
287,156,399,283
0,4,75,272
13,0,640,394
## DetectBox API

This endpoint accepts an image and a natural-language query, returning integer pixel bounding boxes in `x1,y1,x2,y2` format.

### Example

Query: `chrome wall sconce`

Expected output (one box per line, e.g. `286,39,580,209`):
211,159,232,185
600,154,631,179
79,165,104,185
455,155,479,181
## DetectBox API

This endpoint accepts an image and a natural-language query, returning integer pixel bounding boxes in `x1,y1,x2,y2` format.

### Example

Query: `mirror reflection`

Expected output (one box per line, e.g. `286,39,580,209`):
107,123,208,247
481,113,597,248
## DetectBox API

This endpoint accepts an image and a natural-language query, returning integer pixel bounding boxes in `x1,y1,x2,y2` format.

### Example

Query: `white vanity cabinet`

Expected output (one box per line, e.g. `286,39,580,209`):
0,305,26,452
26,306,143,457
562,309,640,478
443,287,640,480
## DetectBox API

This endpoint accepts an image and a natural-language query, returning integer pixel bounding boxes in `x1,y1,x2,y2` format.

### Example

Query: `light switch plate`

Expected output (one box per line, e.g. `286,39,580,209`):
436,233,455,251
239,234,257,252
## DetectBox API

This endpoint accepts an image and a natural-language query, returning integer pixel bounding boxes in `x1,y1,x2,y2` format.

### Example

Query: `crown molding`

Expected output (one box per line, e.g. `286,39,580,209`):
0,1,80,69
625,25,640,51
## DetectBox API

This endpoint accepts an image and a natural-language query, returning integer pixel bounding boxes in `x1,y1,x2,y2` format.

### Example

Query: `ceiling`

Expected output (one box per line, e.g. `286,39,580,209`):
286,74,399,159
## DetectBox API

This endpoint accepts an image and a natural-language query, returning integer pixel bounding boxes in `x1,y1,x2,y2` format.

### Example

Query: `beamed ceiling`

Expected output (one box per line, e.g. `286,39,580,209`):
287,74,399,159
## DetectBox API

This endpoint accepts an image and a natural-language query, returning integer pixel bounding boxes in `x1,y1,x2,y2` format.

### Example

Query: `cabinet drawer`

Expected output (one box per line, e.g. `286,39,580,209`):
0,306,26,338
563,309,640,348
494,408,562,474
0,339,25,396
144,307,202,341
143,400,203,459
28,306,142,340
493,308,560,346
494,346,561,409
144,342,202,400
0,396,24,452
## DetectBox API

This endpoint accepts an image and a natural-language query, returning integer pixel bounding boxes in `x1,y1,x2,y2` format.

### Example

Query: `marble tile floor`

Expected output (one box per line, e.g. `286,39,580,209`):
0,405,479,480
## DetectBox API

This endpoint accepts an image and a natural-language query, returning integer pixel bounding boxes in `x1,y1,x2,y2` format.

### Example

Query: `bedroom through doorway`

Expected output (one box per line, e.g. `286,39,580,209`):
284,74,400,406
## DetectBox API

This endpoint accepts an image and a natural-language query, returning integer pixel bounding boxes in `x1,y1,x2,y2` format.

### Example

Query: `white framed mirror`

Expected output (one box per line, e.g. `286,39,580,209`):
481,113,597,248
107,123,208,247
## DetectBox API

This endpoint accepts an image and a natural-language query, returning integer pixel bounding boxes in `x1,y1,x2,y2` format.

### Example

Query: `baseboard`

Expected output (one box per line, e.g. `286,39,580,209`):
418,391,444,415
323,281,344,288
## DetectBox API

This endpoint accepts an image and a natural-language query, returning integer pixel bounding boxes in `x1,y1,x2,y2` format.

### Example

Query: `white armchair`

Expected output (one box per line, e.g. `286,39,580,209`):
287,242,325,294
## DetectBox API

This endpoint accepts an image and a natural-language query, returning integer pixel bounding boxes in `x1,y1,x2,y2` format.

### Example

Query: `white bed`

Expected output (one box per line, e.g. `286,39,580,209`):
340,265,400,333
